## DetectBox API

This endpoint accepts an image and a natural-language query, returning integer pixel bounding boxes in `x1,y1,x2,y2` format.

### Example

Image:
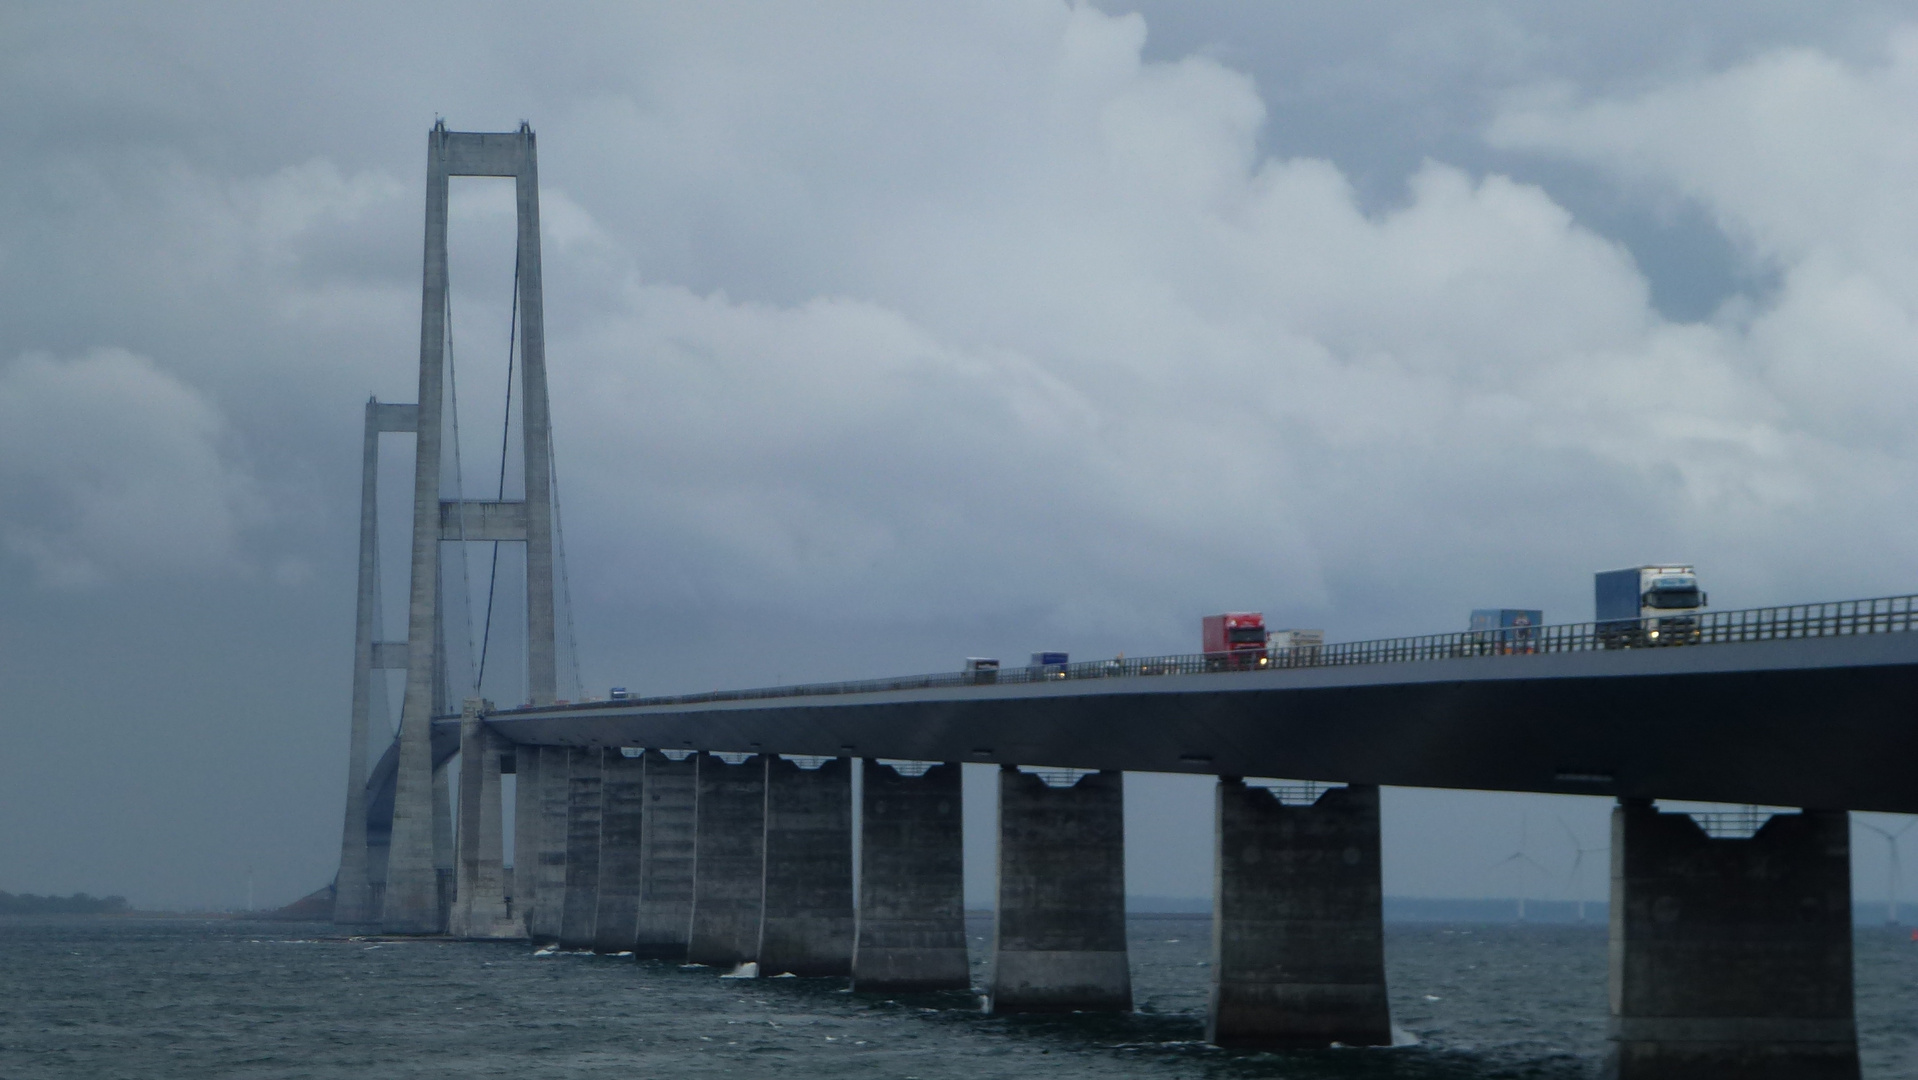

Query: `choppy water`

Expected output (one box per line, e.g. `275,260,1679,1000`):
1,915,1912,1078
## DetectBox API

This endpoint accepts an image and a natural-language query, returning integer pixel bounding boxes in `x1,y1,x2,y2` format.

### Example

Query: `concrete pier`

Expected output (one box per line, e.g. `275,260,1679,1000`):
557,749,605,949
758,757,854,976
853,760,969,992
528,744,571,942
634,750,697,958
1607,800,1858,1080
510,744,540,933
686,753,766,968
990,767,1131,1013
592,749,646,952
450,700,517,938
1208,780,1390,1048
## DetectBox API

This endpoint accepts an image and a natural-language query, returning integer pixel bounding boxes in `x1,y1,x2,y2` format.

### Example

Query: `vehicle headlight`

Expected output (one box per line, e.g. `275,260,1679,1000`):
1648,630,1660,639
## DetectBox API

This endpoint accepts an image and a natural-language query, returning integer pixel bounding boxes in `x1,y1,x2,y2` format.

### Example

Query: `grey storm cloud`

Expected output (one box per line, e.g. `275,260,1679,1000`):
2,1,1915,909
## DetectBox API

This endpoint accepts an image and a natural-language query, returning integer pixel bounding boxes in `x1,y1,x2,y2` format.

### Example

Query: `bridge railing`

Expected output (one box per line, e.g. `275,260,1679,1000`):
576,593,1918,711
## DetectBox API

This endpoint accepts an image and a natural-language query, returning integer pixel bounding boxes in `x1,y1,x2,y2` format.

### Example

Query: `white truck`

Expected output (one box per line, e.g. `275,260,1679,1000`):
1266,628,1324,665
1595,565,1707,647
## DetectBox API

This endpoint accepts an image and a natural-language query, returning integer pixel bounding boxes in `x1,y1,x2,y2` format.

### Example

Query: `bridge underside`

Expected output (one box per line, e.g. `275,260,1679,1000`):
476,634,1918,814
415,633,1899,1070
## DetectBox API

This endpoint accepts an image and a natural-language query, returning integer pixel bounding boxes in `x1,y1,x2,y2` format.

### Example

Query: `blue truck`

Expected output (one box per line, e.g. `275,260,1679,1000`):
1028,652,1068,679
1469,609,1542,653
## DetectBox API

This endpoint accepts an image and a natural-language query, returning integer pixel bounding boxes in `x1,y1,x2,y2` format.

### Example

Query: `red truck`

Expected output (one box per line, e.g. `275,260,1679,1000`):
1203,612,1267,670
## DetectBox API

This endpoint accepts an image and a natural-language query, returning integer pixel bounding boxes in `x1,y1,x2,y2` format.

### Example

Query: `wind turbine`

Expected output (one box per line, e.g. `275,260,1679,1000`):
1854,816,1916,925
1491,817,1551,921
1558,817,1608,923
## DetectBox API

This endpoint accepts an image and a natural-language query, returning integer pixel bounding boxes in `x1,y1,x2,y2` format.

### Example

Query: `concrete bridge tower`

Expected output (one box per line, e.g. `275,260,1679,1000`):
334,121,559,934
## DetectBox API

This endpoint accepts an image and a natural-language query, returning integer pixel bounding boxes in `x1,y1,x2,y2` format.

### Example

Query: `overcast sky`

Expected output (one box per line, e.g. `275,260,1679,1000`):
3,2,1917,910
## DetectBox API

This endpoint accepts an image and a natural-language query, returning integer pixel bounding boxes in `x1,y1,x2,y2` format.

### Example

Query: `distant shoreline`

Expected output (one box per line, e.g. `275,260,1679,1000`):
0,892,131,916
0,910,257,920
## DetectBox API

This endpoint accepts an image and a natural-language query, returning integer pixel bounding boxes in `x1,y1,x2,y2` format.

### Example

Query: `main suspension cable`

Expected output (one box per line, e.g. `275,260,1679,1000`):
476,249,520,691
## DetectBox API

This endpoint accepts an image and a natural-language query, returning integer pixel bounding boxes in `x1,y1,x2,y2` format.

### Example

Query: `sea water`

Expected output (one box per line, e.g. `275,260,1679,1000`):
1,915,1911,1078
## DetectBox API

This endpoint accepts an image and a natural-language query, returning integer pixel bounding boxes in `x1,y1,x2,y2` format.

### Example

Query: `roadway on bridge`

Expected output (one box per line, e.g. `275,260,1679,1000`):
474,632,1918,814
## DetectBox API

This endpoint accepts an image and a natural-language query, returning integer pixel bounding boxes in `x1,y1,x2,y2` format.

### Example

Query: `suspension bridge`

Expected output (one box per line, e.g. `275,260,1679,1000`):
331,123,1905,1079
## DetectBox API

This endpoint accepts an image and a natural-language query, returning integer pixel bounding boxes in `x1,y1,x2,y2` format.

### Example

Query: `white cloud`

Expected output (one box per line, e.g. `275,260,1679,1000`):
0,348,262,587
1490,31,1918,450
1489,34,1918,274
524,6,1918,660
9,4,1913,636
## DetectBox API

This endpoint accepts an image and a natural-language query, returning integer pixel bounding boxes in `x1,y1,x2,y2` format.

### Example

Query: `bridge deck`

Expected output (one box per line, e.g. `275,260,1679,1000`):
473,630,1918,814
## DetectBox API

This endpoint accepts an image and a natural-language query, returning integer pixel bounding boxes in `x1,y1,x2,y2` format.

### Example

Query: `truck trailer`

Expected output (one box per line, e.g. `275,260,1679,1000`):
1266,628,1324,665
1595,566,1707,648
1469,609,1542,654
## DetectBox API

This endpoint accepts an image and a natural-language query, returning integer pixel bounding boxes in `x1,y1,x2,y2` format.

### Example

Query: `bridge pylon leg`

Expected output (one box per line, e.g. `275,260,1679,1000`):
758,756,855,976
989,766,1131,1013
592,749,646,952
1207,780,1391,1048
633,750,698,959
852,760,970,993
557,749,605,949
378,124,456,936
333,399,385,928
687,753,768,968
1605,800,1858,1080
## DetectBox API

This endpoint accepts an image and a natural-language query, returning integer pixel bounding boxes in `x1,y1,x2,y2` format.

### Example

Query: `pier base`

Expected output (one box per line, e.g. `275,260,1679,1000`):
449,701,518,938
510,745,540,935
432,756,455,931
1606,800,1858,1080
593,749,645,952
686,753,766,968
634,750,697,958
1208,780,1390,1048
852,760,970,992
990,766,1131,1013
365,826,389,922
557,749,605,949
758,756,855,976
